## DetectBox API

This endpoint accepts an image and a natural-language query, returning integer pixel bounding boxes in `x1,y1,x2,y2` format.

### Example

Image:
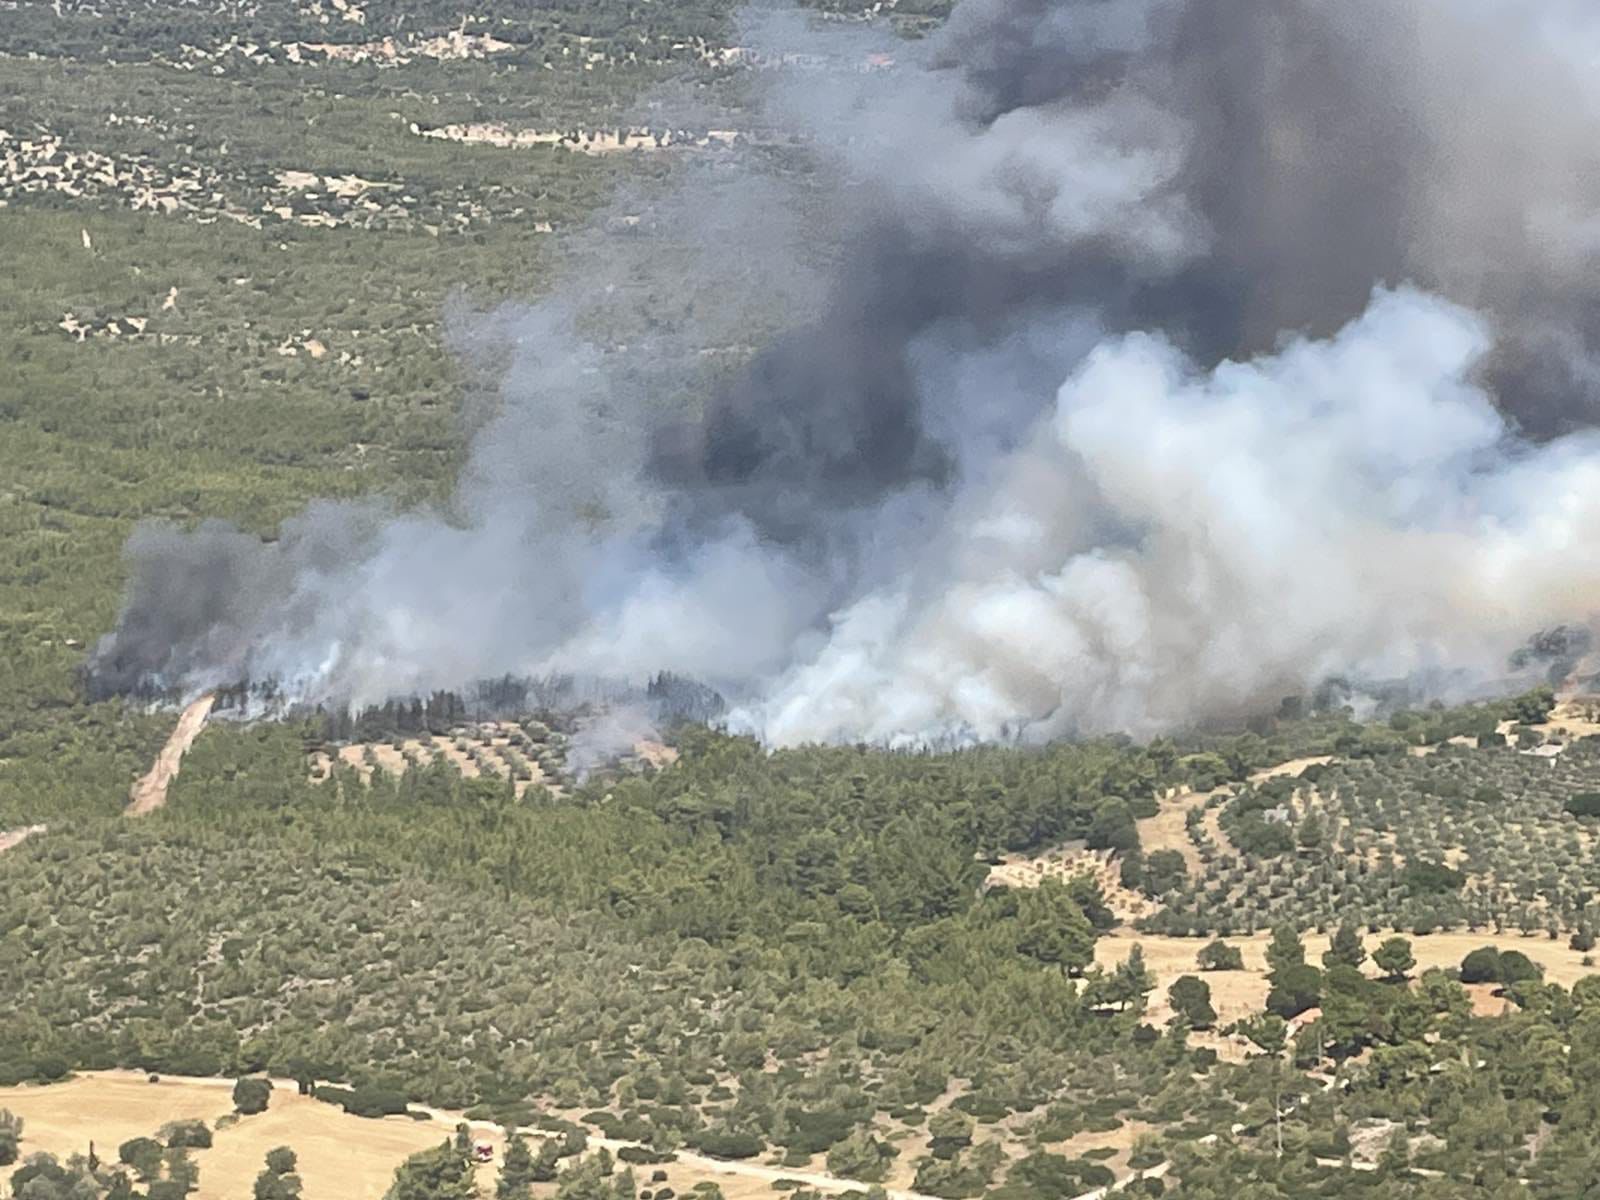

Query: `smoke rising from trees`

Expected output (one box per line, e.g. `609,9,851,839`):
91,0,1600,744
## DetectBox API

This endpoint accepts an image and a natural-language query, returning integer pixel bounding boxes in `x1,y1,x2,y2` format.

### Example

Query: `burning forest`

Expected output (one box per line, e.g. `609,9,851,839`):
89,0,1600,747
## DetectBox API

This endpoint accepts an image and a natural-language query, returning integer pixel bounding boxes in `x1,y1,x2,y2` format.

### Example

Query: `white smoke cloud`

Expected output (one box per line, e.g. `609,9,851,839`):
739,289,1600,743
91,0,1600,747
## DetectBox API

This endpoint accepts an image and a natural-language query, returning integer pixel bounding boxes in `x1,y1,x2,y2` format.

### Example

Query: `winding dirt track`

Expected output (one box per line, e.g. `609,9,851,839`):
127,693,215,815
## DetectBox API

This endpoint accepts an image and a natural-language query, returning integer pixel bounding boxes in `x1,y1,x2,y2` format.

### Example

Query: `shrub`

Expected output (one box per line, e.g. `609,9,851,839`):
1567,793,1600,818
313,1085,409,1119
617,1147,673,1165
1168,976,1216,1029
1196,940,1245,971
0,1110,21,1167
159,1120,213,1149
694,1131,764,1160
1265,964,1322,1019
233,1076,272,1115
1499,950,1544,984
1401,861,1465,896
785,1107,860,1154
1460,947,1502,984
120,1137,165,1181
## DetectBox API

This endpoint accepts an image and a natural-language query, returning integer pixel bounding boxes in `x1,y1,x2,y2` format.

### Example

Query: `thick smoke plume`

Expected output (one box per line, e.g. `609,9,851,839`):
92,0,1600,744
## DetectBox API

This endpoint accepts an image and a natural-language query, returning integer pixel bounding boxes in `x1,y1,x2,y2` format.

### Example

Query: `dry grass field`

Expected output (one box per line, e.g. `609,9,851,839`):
0,1073,234,1191
0,1073,893,1200
191,1092,464,1200
1094,930,1599,1058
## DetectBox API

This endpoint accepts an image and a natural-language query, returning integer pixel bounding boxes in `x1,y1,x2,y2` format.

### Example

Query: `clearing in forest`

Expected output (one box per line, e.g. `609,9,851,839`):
1095,930,1600,1058
0,824,45,854
309,720,556,798
0,1073,234,1192
127,694,215,815
0,1073,900,1200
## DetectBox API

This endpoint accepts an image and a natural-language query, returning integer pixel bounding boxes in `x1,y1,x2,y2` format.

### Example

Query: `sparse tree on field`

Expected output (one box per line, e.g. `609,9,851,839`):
1168,975,1217,1030
254,1146,303,1200
119,1137,165,1183
1240,1014,1288,1159
1265,924,1306,979
1197,939,1245,971
0,1109,20,1167
234,1077,272,1116
1374,937,1417,982
1323,921,1367,970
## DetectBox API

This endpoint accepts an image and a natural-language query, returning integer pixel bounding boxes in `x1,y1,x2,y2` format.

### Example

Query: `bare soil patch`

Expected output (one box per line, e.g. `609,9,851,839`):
1249,756,1334,783
128,694,215,815
1136,792,1204,875
0,824,45,854
985,847,1153,923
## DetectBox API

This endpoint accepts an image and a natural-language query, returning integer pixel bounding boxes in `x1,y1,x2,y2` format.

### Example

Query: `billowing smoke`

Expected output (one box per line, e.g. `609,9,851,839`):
91,0,1600,745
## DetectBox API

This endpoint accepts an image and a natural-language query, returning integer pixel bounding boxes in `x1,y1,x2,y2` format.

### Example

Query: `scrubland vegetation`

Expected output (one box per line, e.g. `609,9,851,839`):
8,2,1600,1198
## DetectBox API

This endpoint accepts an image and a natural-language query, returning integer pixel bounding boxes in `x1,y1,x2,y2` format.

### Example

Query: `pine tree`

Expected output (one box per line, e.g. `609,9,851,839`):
1265,924,1306,979
529,1139,561,1183
387,1141,478,1200
1322,920,1367,970
1373,937,1416,982
254,1146,303,1200
1015,879,1095,974
497,1133,536,1199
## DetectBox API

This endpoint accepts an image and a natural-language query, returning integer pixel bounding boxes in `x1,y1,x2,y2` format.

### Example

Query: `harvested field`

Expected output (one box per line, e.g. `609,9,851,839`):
1136,791,1205,875
1249,755,1334,783
189,1090,459,1200
0,1073,234,1191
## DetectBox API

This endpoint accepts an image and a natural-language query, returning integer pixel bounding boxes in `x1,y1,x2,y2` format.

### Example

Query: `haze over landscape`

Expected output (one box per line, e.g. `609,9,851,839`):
89,0,1600,745
11,2,1600,1199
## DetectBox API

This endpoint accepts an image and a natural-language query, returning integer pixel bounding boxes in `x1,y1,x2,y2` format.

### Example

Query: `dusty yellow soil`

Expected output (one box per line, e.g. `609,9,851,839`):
315,723,548,797
0,1074,897,1200
1135,792,1204,875
1248,756,1334,783
0,824,46,854
189,1090,456,1200
1096,930,1600,1045
128,694,215,815
0,1073,234,1190
985,847,1153,923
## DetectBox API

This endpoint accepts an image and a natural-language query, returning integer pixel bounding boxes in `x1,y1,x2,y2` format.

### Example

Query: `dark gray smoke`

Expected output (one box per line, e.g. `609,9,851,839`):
92,0,1600,743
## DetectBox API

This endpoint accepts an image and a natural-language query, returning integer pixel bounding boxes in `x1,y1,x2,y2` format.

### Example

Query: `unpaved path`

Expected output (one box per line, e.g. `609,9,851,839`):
1248,755,1334,783
411,1101,946,1200
0,824,46,854
128,693,215,815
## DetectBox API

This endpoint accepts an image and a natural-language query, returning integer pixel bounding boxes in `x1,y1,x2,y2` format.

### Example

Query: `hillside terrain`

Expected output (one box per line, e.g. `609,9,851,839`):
6,3,1600,1200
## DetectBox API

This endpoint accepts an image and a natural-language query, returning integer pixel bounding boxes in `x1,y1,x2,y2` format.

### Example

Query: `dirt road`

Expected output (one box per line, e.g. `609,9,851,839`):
0,824,46,854
128,693,215,815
